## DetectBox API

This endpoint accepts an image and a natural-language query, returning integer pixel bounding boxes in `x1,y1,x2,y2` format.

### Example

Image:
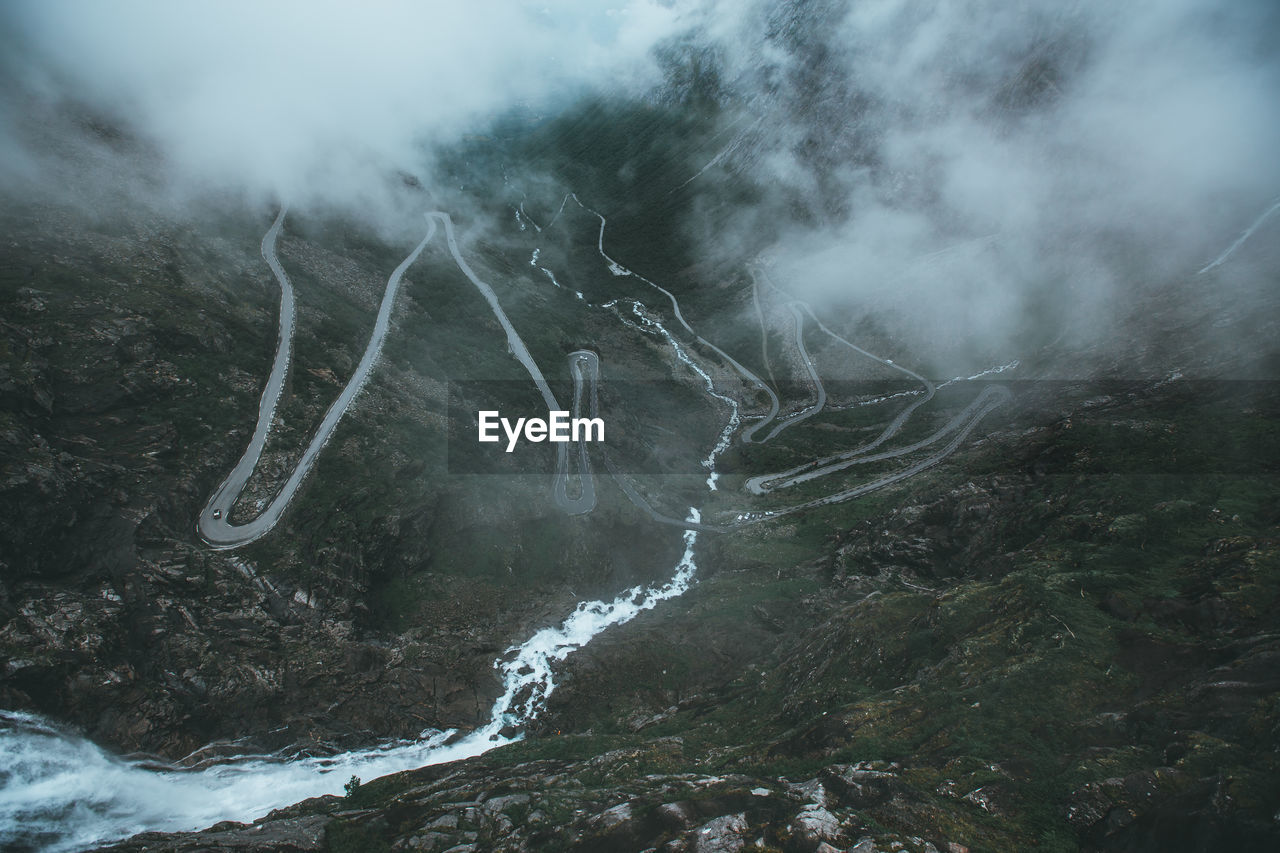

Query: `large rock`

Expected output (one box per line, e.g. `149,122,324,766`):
692,813,748,853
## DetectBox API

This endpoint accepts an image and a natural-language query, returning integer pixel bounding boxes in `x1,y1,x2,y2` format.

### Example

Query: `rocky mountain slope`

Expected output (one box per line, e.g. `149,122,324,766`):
3,87,1278,853
0,193,611,758
75,368,1280,852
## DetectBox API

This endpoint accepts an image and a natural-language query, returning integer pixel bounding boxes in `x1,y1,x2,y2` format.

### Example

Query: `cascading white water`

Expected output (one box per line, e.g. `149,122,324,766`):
617,300,741,491
0,515,703,852
0,190,757,851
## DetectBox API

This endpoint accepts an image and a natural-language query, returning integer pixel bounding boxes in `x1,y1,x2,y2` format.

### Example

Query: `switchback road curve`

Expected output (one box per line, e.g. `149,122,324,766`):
200,209,597,550
199,210,435,548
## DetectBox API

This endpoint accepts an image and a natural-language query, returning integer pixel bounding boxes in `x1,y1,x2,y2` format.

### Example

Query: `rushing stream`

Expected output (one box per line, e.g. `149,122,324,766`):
0,514,703,852
0,188,1011,850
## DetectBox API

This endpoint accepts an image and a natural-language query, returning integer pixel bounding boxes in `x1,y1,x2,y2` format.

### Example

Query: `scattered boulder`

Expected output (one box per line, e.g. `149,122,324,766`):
691,813,748,853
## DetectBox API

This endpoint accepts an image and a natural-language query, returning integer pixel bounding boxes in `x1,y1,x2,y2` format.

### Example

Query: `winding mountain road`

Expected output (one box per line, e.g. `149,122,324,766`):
568,347,725,532
199,210,435,548
747,301,826,443
204,196,1012,548
731,384,1012,524
566,194,776,402
431,211,595,516
1198,196,1280,275
200,208,605,550
728,265,1011,509
551,193,1010,522
737,290,1007,503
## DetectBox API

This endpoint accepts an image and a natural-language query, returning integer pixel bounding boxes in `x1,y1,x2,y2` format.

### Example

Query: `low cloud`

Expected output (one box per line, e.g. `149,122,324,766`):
3,0,1277,367
690,0,1280,366
0,0,693,222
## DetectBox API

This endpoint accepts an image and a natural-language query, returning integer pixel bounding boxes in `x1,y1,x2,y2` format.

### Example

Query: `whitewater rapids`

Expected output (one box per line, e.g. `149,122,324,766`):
0,515,702,852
